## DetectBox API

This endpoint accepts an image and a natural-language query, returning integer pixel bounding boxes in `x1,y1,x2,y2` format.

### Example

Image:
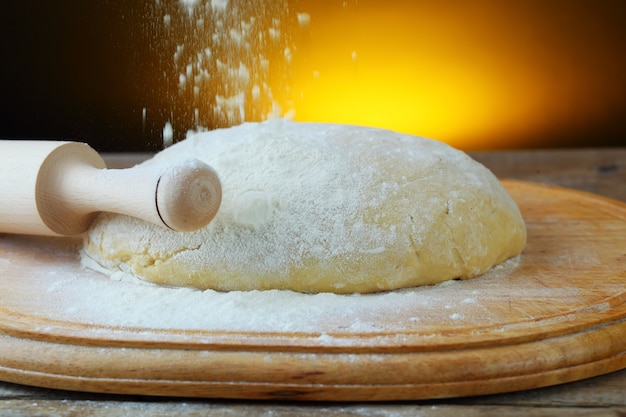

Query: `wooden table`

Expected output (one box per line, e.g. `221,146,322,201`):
1,148,625,416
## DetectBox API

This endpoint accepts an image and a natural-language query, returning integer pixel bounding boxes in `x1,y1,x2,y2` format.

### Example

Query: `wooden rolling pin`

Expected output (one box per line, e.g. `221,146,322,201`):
0,140,222,236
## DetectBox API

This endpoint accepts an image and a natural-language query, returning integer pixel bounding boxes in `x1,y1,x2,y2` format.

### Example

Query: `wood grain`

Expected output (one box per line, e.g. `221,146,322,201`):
471,148,626,202
0,181,625,402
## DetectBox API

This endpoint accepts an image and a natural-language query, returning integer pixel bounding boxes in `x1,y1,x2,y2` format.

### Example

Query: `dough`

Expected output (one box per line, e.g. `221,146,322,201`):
82,120,526,293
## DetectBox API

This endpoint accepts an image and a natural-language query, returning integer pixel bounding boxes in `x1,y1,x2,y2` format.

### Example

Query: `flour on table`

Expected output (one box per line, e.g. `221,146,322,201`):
45,253,523,335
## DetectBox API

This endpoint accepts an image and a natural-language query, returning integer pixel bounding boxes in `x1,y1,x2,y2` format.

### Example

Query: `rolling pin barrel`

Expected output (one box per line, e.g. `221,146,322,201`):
0,140,222,236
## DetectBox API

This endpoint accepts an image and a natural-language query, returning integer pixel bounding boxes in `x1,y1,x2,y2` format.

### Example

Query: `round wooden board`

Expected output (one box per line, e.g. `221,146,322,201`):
0,180,625,401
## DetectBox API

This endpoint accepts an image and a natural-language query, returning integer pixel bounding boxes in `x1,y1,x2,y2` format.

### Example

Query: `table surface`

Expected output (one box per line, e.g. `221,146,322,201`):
1,147,625,416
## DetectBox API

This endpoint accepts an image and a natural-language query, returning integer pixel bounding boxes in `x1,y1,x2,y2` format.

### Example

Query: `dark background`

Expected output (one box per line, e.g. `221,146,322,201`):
1,1,168,151
1,1,625,152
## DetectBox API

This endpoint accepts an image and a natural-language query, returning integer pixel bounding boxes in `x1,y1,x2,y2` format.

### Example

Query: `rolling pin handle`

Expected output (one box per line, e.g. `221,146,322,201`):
0,140,222,236
155,161,222,232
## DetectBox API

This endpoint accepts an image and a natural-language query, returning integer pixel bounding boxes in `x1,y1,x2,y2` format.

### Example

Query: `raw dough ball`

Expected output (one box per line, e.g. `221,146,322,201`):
82,120,526,294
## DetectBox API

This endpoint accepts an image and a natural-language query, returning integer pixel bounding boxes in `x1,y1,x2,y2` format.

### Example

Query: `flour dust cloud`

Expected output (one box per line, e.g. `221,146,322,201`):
149,0,301,147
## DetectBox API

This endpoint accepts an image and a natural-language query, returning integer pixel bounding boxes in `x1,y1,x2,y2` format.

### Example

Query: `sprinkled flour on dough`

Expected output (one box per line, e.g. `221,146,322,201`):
82,120,527,293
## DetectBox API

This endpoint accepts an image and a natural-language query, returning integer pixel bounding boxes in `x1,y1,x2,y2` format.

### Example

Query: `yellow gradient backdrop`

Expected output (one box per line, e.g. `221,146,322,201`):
291,1,626,149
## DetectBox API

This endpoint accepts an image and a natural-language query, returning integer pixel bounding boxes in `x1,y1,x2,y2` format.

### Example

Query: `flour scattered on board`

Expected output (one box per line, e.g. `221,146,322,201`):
3,233,607,344
38,253,523,336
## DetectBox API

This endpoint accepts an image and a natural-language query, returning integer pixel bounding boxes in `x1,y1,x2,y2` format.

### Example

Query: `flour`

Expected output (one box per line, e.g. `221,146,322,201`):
231,190,273,230
153,0,300,146
180,0,201,8
162,121,174,147
42,255,523,335
210,0,229,12
297,12,311,28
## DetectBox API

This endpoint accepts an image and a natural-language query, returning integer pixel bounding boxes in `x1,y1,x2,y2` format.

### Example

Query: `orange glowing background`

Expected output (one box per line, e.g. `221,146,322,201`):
290,1,626,150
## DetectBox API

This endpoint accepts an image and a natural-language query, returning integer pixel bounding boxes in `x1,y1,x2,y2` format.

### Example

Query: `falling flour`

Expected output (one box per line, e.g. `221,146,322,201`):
151,0,300,146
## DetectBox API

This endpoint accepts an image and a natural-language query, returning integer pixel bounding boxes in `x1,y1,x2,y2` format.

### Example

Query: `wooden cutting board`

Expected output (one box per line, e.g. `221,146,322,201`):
0,180,625,401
